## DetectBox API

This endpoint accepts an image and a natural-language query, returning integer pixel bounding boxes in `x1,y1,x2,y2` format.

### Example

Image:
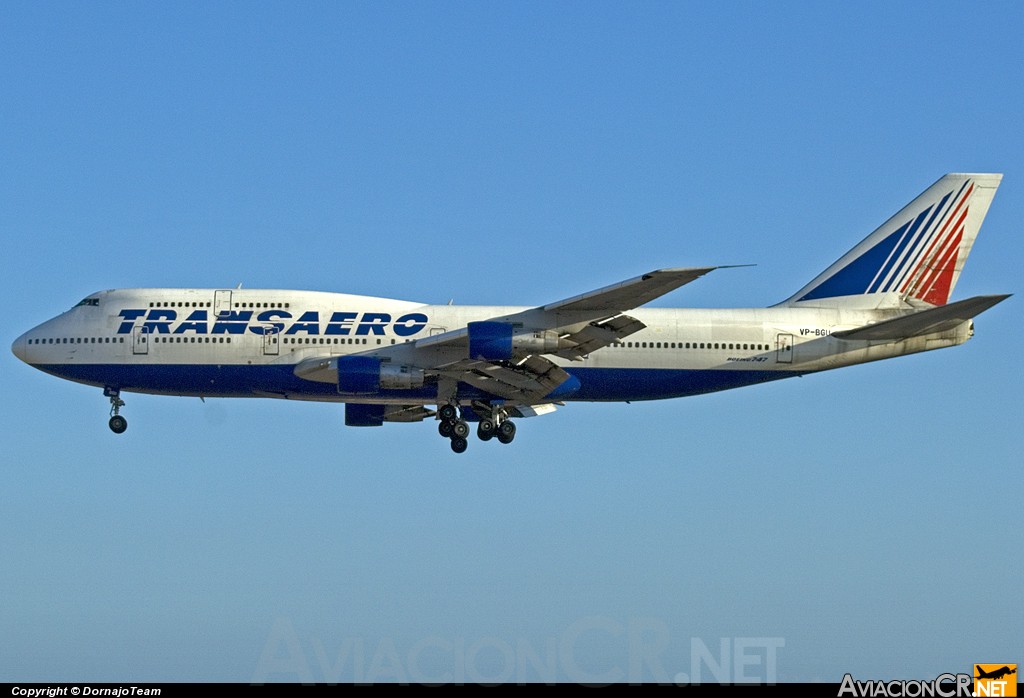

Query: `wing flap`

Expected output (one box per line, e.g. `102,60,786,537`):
440,355,571,402
555,315,646,359
509,403,559,418
834,294,1010,341
383,405,436,423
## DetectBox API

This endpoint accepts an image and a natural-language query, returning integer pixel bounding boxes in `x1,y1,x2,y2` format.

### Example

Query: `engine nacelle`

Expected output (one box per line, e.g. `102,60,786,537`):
379,363,425,390
344,403,433,426
337,356,424,393
345,403,385,426
467,321,561,361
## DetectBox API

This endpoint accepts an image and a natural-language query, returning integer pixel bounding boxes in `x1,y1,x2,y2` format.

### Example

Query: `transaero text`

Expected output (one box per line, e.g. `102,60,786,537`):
116,309,429,337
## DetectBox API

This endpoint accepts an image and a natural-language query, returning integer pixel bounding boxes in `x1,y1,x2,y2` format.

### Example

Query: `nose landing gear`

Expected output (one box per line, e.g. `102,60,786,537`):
105,387,127,434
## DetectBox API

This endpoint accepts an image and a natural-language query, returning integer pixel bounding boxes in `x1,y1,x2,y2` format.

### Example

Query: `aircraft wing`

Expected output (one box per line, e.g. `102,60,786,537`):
295,266,720,404
534,266,720,315
834,294,1010,341
414,266,719,355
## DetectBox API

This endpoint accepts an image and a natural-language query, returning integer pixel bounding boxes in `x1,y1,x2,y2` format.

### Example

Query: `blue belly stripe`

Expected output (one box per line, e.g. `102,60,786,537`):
33,363,802,402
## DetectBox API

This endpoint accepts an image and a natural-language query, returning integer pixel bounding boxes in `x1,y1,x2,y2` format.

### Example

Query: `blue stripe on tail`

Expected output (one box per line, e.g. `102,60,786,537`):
798,223,908,301
879,191,951,292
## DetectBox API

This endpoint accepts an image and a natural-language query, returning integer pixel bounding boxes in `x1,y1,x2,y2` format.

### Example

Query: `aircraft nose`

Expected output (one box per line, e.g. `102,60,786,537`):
11,333,28,363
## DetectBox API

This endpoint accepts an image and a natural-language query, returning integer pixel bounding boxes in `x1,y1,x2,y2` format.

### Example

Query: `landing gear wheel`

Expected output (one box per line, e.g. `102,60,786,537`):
438,420,454,437
477,422,494,441
497,420,516,444
452,420,470,439
109,415,128,434
450,437,468,454
439,404,457,422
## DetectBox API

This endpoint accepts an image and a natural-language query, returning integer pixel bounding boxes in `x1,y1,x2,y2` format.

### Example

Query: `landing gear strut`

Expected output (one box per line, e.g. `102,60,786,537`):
105,387,127,434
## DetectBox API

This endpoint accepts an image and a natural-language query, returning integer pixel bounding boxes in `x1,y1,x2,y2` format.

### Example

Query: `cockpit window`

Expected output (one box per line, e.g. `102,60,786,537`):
75,298,100,307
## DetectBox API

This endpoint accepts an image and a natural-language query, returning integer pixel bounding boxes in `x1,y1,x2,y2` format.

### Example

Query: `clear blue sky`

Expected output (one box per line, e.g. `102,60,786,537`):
2,1,1020,683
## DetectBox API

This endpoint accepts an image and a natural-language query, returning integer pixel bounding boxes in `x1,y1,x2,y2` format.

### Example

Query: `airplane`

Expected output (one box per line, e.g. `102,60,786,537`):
974,663,1015,679
11,173,1010,453
975,666,1016,681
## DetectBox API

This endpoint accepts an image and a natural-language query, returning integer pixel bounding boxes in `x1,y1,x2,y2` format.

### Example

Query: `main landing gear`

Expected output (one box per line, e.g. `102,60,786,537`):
477,413,516,444
105,387,127,434
437,402,517,453
437,403,469,453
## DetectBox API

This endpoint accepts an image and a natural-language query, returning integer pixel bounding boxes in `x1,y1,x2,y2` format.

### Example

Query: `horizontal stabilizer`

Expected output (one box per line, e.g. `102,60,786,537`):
834,294,1010,341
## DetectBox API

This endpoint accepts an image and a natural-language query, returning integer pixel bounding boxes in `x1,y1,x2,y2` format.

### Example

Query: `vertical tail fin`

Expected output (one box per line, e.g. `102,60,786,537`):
781,173,1002,309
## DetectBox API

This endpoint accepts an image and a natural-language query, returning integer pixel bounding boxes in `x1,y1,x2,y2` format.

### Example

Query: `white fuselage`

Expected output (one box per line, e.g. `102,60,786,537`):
12,288,970,404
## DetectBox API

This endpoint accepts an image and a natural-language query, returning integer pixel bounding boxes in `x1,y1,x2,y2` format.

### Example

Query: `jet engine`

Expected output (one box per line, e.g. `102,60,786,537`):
467,321,561,361
337,356,424,393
